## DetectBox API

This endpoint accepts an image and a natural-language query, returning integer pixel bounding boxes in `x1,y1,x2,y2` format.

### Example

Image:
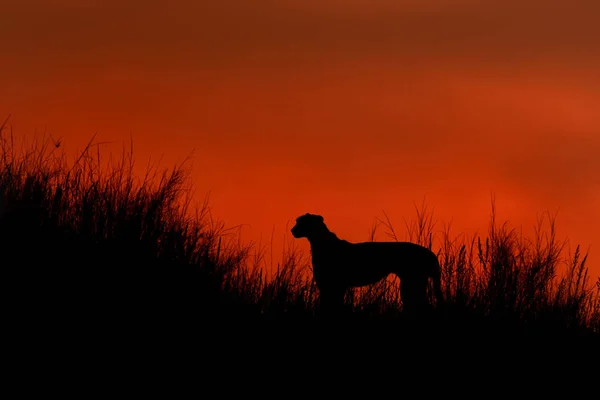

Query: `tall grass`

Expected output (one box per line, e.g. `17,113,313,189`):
1,121,598,335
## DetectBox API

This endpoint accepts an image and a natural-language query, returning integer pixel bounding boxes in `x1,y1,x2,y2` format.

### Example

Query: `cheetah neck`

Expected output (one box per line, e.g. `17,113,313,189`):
307,229,339,247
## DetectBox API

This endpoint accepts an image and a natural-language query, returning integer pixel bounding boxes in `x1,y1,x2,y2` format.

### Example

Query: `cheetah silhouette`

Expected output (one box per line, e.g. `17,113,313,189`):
291,213,443,315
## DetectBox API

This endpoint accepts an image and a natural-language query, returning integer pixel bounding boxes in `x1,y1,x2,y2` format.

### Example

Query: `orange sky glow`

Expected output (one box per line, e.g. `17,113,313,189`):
2,1,599,279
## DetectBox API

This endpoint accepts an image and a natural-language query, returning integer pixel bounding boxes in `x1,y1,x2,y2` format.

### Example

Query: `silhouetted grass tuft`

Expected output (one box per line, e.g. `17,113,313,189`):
1,122,598,339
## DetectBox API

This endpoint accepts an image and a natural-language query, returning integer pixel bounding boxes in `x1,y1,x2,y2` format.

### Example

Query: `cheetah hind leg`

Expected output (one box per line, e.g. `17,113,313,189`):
400,277,429,316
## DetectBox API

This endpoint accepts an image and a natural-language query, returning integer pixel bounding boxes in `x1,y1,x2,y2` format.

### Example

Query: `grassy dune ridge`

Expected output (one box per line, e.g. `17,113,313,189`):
1,121,598,336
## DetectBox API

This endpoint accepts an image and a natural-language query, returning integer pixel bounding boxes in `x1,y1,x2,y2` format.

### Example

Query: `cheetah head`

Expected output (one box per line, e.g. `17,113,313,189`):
291,213,326,239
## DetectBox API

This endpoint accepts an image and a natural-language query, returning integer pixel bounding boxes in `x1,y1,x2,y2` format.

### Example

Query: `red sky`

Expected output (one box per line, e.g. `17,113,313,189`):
2,1,599,278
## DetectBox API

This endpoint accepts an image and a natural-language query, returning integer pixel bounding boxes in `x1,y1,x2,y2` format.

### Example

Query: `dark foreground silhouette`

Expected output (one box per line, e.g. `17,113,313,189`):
1,124,599,345
291,213,443,316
